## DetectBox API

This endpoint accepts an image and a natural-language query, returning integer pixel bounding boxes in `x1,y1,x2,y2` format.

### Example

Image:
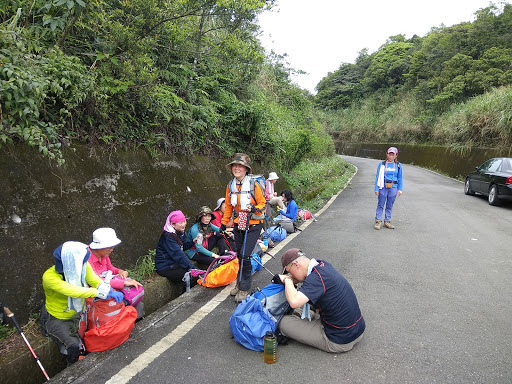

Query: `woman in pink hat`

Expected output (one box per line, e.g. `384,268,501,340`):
155,210,198,287
374,147,403,229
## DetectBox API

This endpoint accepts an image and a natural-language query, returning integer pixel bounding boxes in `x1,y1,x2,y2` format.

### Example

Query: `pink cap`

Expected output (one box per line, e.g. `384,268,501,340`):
387,147,398,154
168,210,186,224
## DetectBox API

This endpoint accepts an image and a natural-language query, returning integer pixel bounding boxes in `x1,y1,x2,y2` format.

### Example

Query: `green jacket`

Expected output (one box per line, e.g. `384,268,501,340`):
42,264,103,319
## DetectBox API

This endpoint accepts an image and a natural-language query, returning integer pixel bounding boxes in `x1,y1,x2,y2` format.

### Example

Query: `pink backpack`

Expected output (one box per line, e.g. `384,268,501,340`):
111,276,144,306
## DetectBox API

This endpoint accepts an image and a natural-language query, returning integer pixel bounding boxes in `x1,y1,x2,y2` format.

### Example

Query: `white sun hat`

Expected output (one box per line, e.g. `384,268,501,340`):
89,227,122,249
268,172,279,180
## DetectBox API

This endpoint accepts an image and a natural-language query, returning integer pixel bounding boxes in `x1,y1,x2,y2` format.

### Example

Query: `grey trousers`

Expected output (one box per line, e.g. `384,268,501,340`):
279,313,364,353
40,305,82,364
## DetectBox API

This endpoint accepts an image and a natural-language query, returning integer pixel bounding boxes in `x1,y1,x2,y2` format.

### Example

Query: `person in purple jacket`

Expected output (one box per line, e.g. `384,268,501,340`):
278,248,365,353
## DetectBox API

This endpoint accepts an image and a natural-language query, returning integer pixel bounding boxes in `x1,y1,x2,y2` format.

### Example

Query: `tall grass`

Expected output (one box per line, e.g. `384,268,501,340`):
318,85,512,153
283,155,356,212
433,86,512,152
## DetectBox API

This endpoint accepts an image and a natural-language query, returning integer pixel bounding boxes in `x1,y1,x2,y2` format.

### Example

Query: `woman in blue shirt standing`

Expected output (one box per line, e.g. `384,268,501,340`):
374,147,403,229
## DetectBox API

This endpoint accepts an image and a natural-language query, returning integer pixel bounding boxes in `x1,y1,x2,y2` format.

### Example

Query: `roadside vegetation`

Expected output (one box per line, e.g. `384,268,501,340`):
315,2,512,154
0,0,332,169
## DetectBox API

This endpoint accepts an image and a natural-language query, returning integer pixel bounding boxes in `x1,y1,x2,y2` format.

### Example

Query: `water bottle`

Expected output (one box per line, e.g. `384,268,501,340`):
103,270,113,285
196,233,203,244
263,331,277,364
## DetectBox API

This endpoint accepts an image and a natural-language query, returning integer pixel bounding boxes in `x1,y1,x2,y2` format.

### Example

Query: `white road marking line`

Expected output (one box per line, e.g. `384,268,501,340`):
105,286,231,384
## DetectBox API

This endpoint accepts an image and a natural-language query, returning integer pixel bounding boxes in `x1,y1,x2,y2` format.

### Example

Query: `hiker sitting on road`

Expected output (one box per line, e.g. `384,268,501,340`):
212,197,236,251
265,172,286,214
220,153,266,303
278,189,298,221
155,210,199,288
212,198,234,229
374,146,403,230
88,227,144,319
278,248,365,353
40,241,124,365
186,206,227,265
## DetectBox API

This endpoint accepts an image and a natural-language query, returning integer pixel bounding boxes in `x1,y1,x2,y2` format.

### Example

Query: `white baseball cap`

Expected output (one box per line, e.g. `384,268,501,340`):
214,197,225,211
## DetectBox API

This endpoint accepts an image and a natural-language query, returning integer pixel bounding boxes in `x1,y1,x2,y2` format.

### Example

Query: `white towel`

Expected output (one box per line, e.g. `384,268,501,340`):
377,163,385,190
61,241,89,312
301,258,319,321
230,176,251,210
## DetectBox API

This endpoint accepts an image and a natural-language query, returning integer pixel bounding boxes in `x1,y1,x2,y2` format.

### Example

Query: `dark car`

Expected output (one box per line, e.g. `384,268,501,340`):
464,157,512,205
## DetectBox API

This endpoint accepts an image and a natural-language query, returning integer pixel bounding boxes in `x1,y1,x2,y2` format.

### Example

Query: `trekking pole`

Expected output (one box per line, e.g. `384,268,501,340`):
239,223,249,285
250,255,275,277
263,251,276,259
3,306,50,381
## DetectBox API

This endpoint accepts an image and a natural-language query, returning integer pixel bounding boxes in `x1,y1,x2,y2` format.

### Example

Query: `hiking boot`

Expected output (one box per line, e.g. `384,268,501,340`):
230,286,239,296
374,220,382,230
235,290,249,303
384,221,395,229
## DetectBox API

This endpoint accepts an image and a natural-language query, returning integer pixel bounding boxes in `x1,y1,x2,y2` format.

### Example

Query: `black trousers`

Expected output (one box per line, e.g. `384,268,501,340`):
233,222,263,291
157,267,198,288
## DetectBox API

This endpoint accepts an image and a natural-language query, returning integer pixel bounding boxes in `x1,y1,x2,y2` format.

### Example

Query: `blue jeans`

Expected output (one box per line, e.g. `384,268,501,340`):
375,187,398,222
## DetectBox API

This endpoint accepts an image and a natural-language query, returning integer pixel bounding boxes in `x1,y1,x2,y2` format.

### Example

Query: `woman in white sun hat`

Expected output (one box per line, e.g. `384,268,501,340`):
265,171,285,214
88,227,144,318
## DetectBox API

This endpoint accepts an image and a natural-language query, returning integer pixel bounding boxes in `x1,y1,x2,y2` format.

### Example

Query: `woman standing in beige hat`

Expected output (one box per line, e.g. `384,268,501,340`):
220,153,267,302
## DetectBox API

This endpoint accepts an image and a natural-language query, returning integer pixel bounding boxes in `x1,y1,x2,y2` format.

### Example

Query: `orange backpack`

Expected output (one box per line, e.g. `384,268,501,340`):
197,251,239,288
79,297,137,352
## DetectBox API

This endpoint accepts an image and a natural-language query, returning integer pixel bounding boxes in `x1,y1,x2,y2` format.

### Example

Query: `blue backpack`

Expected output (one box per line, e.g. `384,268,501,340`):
265,226,287,242
229,283,290,351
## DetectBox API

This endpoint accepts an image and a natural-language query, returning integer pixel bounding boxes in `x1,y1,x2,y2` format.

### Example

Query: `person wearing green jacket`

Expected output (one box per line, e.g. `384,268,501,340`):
40,241,123,365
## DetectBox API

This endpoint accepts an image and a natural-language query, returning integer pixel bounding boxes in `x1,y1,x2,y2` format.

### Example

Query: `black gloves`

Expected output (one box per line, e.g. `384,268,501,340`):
272,274,284,285
247,204,257,213
220,224,226,232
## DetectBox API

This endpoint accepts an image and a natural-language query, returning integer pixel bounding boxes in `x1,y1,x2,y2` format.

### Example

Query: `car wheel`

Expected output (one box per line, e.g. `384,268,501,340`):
464,178,474,195
488,184,500,206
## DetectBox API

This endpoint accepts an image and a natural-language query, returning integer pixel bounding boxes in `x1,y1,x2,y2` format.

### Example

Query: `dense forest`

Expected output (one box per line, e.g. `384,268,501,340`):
0,0,332,169
3,1,512,168
315,2,512,153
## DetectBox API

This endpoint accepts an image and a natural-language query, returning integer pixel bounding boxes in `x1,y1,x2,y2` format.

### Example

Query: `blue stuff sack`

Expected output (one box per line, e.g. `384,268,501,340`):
229,283,290,351
265,226,287,242
229,295,276,351
251,254,263,274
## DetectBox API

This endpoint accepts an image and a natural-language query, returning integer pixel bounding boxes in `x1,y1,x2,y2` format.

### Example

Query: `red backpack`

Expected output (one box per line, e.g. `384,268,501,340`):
79,297,137,352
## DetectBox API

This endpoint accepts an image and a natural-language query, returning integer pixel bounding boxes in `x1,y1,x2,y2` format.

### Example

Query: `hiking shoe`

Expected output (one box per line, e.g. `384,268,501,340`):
374,220,382,230
384,221,395,229
230,286,239,296
235,290,249,303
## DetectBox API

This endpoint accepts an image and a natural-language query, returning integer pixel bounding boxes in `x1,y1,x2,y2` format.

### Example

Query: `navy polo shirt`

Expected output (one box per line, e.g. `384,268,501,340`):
299,260,365,344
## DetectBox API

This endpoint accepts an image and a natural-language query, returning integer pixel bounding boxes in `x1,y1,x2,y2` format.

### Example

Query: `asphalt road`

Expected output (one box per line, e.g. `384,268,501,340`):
53,155,512,384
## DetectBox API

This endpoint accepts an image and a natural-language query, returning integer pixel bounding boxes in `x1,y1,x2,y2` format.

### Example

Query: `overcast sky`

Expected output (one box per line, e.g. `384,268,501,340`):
257,0,497,93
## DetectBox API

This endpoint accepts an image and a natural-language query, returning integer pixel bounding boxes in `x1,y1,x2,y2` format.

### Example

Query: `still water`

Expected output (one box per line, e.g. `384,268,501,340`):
335,142,510,179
